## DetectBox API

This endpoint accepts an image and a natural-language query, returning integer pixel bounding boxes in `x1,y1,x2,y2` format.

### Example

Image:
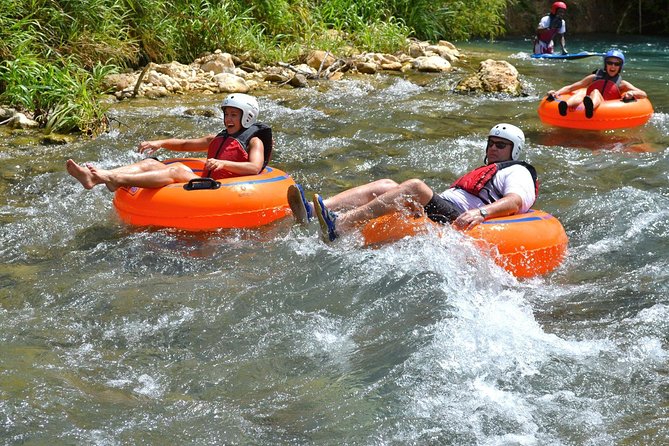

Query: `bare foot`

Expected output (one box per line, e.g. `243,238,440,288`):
87,165,119,192
66,159,99,189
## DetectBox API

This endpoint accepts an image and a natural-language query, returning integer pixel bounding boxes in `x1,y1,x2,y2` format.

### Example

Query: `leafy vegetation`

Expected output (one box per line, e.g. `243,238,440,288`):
8,0,665,135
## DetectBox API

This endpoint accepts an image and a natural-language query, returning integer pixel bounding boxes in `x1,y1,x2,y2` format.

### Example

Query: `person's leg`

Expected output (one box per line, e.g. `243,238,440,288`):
589,90,603,109
66,158,167,189
565,90,586,111
315,179,433,241
584,90,603,118
88,162,196,191
323,179,399,211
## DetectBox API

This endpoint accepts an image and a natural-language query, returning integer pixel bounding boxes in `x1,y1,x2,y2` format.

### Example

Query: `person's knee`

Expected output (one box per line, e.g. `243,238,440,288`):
168,166,195,182
401,179,432,199
590,90,603,100
139,158,164,170
373,178,399,192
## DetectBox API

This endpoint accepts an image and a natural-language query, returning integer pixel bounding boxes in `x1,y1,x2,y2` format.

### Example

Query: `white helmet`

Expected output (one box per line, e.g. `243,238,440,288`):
221,93,259,128
488,123,525,160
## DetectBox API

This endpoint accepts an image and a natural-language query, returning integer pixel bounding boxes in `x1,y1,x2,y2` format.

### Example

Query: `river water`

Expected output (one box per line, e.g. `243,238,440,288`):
1,36,668,444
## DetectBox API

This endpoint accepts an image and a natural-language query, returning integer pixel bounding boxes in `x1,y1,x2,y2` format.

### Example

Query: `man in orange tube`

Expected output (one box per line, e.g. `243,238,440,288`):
288,124,538,243
534,2,568,55
66,93,272,191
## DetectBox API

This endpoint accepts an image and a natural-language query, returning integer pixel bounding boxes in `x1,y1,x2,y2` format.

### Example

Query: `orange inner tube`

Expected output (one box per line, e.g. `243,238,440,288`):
113,158,294,230
361,210,568,278
537,88,653,130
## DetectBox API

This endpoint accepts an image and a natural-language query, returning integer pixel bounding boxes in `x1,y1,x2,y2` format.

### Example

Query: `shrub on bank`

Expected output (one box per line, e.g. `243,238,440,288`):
0,0,510,135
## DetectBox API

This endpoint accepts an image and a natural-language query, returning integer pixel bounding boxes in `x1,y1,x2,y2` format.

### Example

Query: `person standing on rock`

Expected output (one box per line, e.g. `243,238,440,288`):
534,2,568,55
66,93,272,191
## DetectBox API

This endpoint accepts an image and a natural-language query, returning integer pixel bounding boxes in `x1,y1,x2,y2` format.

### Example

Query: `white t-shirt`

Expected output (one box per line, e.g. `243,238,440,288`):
438,164,536,213
538,15,566,35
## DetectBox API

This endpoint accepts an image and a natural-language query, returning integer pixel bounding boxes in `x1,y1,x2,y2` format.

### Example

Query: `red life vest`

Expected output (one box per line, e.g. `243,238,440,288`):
451,161,539,205
536,15,563,44
586,69,622,100
537,28,559,45
205,123,273,180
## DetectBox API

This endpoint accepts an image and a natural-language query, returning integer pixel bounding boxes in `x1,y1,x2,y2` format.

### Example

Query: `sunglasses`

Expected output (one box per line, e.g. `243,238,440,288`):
487,139,512,150
605,60,622,67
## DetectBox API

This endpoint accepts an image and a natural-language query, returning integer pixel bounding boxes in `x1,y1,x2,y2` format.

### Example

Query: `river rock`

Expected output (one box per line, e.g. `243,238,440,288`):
289,73,308,88
412,55,452,72
8,113,39,129
456,59,522,95
212,73,250,93
154,61,192,79
144,86,170,99
239,60,262,73
356,61,378,74
196,51,236,74
102,73,137,93
306,50,337,71
40,134,75,145
0,107,16,121
425,42,460,63
102,40,468,101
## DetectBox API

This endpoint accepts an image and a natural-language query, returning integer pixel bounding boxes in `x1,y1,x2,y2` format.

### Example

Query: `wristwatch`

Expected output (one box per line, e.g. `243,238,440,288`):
479,207,488,219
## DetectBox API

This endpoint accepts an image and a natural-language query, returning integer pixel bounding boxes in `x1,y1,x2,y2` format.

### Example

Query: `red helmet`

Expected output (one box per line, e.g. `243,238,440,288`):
551,2,567,14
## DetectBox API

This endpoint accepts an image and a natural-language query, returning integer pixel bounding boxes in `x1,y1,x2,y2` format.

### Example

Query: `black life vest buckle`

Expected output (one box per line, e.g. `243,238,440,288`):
183,177,221,191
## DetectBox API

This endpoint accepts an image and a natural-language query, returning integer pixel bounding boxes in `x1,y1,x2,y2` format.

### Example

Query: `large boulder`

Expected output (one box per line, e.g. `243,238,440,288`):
456,59,522,95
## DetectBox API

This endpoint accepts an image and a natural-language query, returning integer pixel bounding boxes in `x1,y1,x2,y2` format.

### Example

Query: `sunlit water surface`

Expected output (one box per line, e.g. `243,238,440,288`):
1,36,668,444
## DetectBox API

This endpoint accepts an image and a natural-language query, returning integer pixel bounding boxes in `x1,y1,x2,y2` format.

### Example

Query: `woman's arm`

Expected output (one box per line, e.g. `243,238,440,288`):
620,81,648,100
549,74,596,96
138,135,216,156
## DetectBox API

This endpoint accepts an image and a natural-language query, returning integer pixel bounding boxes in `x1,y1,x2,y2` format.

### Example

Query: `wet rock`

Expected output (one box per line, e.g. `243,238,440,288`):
0,107,16,121
239,61,262,73
425,43,460,63
102,73,135,92
196,51,236,74
408,42,427,58
456,59,522,95
306,50,337,71
212,73,250,93
102,40,468,100
8,113,39,129
40,134,74,145
412,55,452,72
264,72,288,83
289,73,308,88
184,108,217,118
356,61,378,74
144,86,170,99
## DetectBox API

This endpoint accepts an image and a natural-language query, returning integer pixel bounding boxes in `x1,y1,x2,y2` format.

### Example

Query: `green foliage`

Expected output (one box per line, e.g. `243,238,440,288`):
0,0,520,135
0,54,117,134
352,17,411,54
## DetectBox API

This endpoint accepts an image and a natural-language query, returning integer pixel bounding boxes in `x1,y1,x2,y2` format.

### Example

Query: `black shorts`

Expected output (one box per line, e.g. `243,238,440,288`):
424,193,463,224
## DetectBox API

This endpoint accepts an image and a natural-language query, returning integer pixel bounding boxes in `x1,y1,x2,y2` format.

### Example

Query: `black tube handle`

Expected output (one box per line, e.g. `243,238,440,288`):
183,177,221,190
